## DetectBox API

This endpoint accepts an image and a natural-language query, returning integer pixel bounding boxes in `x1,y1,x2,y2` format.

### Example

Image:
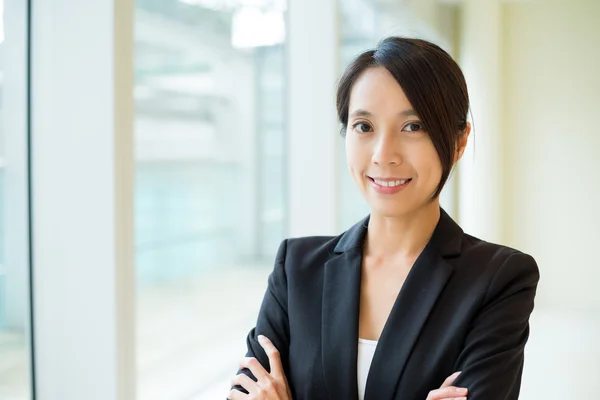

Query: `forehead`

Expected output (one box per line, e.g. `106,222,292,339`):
348,66,413,114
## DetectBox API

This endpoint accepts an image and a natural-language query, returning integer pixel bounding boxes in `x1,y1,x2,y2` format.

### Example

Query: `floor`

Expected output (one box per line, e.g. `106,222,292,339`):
0,330,31,399
135,266,270,400
1,266,599,399
520,308,600,399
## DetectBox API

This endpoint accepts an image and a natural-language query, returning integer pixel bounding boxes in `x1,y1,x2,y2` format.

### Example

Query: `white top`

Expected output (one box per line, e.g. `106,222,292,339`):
357,338,378,400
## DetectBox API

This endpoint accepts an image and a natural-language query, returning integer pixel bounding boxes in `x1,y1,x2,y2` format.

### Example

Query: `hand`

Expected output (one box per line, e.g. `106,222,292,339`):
426,371,468,400
228,335,293,400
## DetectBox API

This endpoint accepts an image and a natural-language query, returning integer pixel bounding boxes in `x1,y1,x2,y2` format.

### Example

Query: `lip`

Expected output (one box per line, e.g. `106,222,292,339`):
369,177,411,182
367,176,412,195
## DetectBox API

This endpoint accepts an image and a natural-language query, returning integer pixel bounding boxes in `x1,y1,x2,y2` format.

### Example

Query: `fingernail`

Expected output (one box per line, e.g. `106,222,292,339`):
258,335,266,342
455,387,468,394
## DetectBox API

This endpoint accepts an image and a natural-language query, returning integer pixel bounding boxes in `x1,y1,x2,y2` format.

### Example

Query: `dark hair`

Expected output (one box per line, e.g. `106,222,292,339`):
336,37,470,199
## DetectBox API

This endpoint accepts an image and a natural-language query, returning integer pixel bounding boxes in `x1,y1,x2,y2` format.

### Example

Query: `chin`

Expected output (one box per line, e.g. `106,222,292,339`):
369,203,413,219
368,196,437,218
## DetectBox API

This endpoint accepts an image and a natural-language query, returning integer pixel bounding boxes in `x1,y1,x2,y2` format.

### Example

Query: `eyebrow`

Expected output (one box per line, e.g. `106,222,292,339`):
348,108,418,119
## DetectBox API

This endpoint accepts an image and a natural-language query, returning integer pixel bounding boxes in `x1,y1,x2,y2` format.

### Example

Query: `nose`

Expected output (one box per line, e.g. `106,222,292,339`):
371,132,401,166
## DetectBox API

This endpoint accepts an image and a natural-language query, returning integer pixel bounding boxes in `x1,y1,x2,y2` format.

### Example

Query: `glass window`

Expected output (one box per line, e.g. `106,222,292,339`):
134,0,287,397
0,0,33,398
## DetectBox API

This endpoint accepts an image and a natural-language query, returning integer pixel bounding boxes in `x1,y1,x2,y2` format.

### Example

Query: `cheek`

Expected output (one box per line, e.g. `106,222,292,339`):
345,137,365,173
413,146,443,183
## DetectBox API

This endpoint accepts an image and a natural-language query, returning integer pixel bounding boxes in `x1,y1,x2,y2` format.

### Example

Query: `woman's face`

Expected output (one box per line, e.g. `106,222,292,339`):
345,67,443,218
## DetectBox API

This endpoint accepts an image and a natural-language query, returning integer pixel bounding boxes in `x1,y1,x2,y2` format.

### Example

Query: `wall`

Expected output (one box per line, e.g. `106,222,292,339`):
502,0,600,311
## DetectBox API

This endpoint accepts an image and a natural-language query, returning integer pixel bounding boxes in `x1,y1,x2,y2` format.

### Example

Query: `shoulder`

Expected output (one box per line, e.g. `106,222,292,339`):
275,234,340,267
266,235,342,290
462,233,538,268
458,233,540,294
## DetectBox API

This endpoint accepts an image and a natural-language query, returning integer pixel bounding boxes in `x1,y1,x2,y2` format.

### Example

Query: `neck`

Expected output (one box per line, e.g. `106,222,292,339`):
365,201,441,260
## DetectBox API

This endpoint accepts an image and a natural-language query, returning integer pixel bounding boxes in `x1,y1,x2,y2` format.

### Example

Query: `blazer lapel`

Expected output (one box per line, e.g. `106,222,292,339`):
321,209,463,400
364,209,462,399
363,246,453,399
321,217,368,400
322,248,362,400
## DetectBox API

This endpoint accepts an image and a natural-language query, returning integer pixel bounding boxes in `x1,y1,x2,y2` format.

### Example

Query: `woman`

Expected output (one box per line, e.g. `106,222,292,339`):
227,37,539,400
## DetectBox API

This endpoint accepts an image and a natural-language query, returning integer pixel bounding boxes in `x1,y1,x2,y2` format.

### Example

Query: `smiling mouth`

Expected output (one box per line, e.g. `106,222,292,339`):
367,177,413,187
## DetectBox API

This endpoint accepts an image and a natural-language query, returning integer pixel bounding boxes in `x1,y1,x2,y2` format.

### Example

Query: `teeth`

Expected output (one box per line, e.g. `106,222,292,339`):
374,179,409,187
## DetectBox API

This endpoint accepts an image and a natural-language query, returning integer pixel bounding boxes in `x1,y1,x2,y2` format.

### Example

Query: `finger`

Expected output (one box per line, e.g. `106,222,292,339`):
257,335,284,379
427,386,468,400
227,388,248,400
440,371,462,388
239,357,270,383
231,373,260,393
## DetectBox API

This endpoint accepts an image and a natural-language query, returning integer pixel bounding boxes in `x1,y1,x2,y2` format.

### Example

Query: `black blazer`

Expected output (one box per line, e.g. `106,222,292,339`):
232,208,540,400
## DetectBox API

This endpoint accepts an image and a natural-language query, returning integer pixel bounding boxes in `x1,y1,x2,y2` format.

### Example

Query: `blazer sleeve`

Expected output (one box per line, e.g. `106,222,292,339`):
229,239,291,396
452,251,540,399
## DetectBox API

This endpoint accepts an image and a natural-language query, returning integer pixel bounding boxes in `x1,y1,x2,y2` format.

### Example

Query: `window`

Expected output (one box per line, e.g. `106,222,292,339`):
134,0,287,397
0,0,33,398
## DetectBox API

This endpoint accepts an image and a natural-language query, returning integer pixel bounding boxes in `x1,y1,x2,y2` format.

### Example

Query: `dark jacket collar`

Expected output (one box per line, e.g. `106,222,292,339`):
321,206,463,400
333,207,463,257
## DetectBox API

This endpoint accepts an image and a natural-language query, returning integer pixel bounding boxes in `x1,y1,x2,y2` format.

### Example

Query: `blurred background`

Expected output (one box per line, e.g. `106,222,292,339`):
1,0,599,399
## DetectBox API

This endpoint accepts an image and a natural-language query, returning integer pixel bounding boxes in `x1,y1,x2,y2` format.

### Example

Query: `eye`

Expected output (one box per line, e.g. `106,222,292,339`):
351,122,373,133
403,122,423,132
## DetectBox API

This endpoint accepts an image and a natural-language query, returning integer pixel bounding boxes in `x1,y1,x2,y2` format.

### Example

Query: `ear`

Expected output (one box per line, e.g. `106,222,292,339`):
454,122,471,164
